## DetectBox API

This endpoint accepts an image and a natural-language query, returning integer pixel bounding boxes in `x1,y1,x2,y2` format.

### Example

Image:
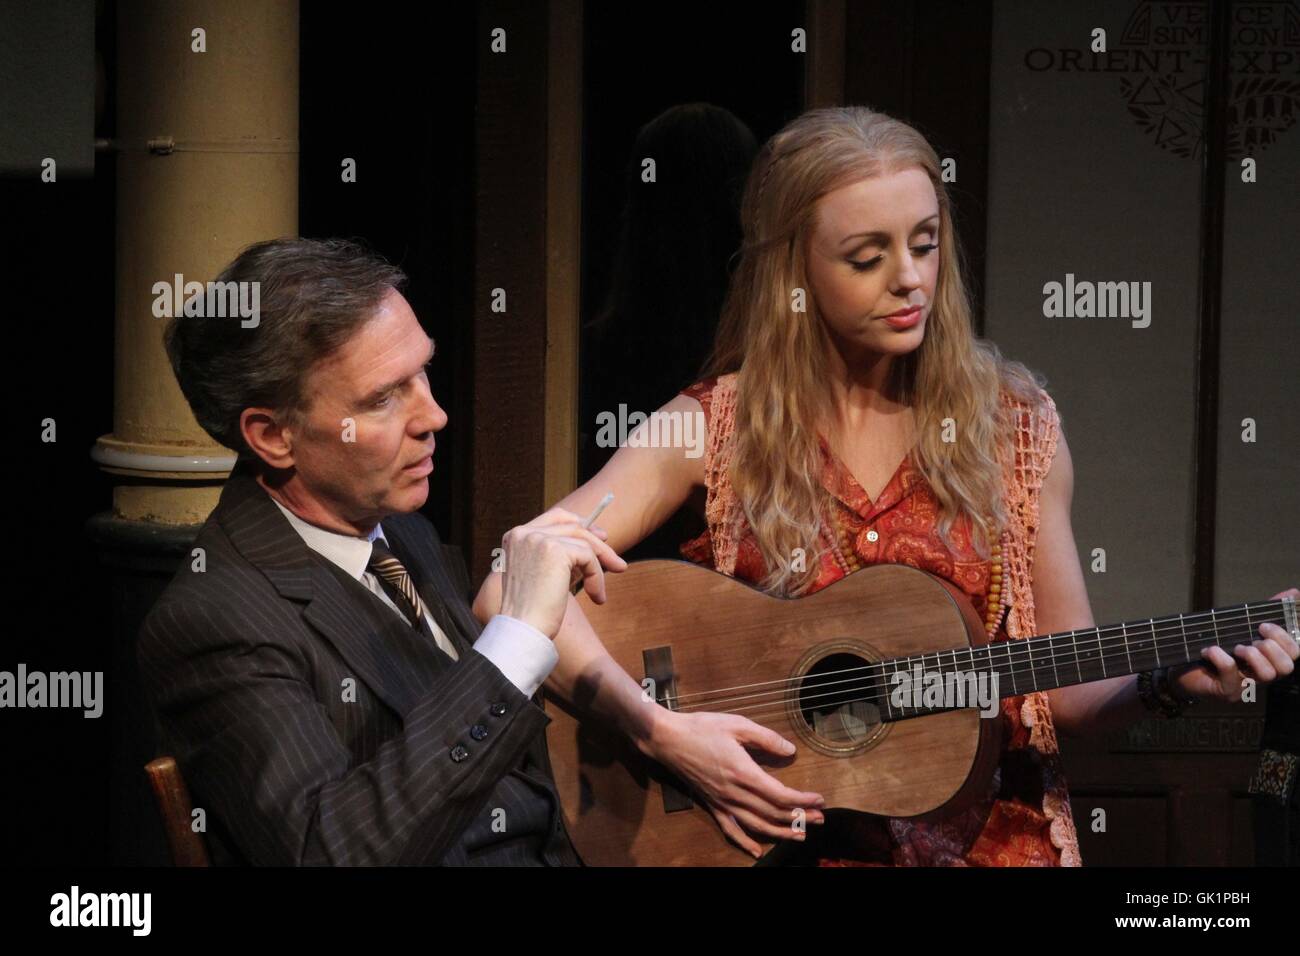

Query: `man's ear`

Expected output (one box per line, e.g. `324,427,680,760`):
241,407,296,471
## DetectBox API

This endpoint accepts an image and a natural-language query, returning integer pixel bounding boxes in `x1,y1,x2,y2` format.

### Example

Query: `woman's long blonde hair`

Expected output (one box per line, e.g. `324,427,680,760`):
703,106,1046,596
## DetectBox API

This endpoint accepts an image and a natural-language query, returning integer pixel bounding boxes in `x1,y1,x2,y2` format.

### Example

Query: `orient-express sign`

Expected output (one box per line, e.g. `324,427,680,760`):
1024,0,1300,159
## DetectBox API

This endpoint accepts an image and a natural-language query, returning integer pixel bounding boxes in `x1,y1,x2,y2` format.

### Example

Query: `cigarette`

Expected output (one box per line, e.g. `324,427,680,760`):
580,492,614,529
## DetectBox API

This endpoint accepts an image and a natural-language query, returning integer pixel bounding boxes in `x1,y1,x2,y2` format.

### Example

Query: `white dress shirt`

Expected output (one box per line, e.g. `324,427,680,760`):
269,497,558,698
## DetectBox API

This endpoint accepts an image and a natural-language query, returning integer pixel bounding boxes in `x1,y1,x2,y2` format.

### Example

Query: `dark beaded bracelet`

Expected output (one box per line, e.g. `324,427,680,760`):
1140,666,1198,718
1161,665,1200,709
1137,669,1165,715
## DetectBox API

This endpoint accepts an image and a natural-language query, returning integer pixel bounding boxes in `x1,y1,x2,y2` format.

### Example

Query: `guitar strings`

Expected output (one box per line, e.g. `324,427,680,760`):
679,628,1265,724
659,601,1291,716
663,601,1287,709
673,613,1278,717
677,621,1264,716
668,602,1287,711
700,625,1276,727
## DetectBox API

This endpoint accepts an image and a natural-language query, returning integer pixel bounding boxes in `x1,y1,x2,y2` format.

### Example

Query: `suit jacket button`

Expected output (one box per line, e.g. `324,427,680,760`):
490,702,507,717
470,724,488,740
450,745,470,762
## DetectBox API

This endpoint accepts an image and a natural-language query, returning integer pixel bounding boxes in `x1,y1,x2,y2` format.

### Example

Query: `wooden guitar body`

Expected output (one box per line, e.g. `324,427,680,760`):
543,560,1002,866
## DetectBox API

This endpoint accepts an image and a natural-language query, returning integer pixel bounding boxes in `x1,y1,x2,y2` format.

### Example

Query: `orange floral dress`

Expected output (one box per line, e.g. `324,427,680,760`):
679,374,1083,866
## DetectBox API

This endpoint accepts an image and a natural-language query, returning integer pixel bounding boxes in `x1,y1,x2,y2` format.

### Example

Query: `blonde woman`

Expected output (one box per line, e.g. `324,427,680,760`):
475,106,1298,865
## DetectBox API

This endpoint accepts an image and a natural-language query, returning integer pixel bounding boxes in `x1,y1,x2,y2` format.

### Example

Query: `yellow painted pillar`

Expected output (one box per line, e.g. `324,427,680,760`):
93,0,298,524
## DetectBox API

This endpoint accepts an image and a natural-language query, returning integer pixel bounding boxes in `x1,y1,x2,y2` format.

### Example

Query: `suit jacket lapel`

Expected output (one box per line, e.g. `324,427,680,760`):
311,557,456,708
382,516,481,660
216,459,444,720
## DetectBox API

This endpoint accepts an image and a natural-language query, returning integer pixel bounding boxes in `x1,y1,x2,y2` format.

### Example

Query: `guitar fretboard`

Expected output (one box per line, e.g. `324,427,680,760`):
869,596,1297,722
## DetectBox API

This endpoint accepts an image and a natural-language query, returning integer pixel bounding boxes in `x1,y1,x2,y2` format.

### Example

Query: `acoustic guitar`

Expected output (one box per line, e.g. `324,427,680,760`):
543,559,1298,866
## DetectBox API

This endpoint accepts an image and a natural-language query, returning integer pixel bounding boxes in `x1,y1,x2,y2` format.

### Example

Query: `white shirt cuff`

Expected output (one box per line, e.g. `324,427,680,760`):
473,614,559,699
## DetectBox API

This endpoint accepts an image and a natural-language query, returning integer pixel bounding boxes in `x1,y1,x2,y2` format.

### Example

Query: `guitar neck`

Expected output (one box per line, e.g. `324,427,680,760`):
886,596,1298,699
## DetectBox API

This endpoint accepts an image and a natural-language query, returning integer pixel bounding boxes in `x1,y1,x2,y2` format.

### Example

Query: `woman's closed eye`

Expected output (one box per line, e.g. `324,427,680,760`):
848,243,938,272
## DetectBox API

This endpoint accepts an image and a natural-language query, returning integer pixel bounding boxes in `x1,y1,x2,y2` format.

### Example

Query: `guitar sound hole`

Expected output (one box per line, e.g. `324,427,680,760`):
797,652,881,747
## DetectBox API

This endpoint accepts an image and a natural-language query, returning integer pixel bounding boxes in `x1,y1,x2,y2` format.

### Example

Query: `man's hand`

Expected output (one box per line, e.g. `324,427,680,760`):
498,508,627,638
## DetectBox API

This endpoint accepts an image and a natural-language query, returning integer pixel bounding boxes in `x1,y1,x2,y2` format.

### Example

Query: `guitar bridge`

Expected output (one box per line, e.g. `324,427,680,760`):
643,646,694,813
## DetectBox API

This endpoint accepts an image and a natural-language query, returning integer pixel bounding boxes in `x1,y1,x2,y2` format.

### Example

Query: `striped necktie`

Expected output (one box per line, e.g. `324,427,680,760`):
367,537,459,661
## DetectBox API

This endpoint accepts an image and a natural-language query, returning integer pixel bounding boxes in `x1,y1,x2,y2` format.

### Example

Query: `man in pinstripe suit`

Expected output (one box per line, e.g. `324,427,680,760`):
139,238,625,865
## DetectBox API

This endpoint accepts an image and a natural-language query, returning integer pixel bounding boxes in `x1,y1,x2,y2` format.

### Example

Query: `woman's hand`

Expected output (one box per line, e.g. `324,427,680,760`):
640,709,826,859
1172,587,1299,703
